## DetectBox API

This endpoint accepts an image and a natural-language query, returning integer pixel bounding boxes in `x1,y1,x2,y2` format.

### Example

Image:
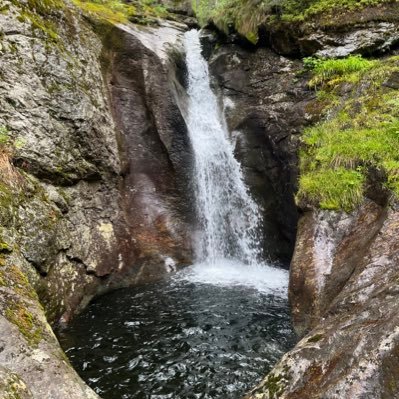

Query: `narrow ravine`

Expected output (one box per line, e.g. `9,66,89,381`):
58,29,296,399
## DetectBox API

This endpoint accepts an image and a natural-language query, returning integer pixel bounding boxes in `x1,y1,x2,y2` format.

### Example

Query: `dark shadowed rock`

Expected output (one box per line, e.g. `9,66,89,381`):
263,4,399,58
207,40,316,263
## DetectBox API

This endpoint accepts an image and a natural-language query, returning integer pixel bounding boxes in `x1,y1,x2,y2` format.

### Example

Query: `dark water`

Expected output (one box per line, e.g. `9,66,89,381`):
58,269,296,399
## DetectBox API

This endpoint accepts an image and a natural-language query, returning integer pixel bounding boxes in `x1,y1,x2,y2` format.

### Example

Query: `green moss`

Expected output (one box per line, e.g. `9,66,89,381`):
17,10,60,42
307,333,324,343
298,168,364,211
10,0,65,43
305,55,378,87
0,371,30,399
281,0,395,22
259,366,290,398
72,0,168,25
72,0,135,23
0,242,12,254
298,55,399,211
0,264,42,346
26,0,65,14
0,264,38,300
193,0,395,39
5,303,42,347
0,182,14,209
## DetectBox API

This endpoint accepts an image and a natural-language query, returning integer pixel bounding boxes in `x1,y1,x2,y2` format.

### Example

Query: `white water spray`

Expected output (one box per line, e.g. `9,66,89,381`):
184,29,262,265
179,30,288,294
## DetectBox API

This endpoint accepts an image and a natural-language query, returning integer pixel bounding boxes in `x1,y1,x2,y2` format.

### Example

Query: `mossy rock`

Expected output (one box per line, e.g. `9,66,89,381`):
0,367,33,399
0,263,43,347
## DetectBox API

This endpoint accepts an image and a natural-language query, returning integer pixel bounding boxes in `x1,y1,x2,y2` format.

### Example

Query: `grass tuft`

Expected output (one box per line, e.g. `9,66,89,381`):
298,55,399,211
297,168,365,211
305,55,378,87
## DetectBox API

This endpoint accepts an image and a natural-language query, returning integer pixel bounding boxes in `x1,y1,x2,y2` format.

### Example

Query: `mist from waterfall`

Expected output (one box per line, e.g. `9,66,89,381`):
183,29,262,266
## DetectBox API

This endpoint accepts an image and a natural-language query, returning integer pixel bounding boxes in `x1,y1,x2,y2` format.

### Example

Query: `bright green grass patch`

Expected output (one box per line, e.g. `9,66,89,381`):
305,55,378,87
297,168,364,211
298,55,399,211
303,121,399,169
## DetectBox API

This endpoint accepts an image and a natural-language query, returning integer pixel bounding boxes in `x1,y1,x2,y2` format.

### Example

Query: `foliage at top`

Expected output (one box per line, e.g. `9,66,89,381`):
72,0,168,25
297,55,399,211
192,0,397,42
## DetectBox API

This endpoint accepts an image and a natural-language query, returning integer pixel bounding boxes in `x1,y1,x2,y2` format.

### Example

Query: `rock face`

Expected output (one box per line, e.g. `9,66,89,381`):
100,22,193,288
207,39,316,263
245,199,399,398
0,263,100,399
264,3,399,57
0,1,192,397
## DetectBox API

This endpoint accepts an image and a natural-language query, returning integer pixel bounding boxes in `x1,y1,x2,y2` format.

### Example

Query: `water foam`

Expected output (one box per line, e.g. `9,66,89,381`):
175,260,288,297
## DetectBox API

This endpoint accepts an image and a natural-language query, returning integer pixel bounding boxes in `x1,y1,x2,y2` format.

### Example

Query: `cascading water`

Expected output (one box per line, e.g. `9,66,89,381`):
184,29,262,265
59,29,295,399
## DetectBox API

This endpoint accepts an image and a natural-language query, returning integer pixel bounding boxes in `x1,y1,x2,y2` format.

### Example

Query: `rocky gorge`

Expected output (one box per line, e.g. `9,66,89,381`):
0,0,399,398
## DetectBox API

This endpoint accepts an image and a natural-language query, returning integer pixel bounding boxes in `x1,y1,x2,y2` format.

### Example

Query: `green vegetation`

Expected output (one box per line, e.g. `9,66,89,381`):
304,55,377,87
72,0,168,25
9,0,65,42
193,0,396,40
297,55,399,211
9,0,169,40
259,366,290,397
5,303,42,346
0,126,11,147
299,168,364,211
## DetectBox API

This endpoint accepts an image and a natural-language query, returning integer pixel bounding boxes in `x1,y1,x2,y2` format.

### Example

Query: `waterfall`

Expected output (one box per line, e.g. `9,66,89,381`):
184,29,263,265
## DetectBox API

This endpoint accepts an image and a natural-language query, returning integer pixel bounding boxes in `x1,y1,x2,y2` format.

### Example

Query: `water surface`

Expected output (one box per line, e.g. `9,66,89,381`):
59,262,296,399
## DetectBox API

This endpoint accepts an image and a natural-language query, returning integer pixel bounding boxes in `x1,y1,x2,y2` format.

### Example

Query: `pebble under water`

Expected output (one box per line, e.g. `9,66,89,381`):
58,262,296,399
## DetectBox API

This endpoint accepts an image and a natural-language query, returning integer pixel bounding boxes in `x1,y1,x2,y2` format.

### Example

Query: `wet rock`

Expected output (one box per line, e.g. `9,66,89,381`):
246,201,399,398
0,260,100,399
310,22,399,58
289,200,386,336
0,3,193,323
383,71,399,89
264,4,399,57
208,42,315,263
100,20,193,287
0,3,193,398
